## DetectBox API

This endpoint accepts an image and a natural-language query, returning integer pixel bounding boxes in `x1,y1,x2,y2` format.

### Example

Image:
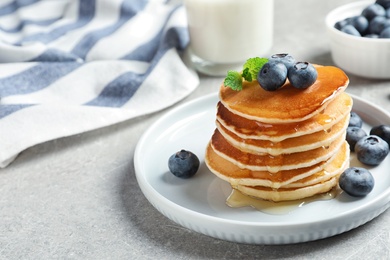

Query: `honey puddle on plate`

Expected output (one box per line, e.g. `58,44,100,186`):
226,188,341,215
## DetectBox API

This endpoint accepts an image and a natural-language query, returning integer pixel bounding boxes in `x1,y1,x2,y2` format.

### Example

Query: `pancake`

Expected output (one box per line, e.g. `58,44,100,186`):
235,177,338,202
219,66,349,123
205,141,349,189
217,113,349,156
283,142,349,188
210,128,346,173
217,92,353,142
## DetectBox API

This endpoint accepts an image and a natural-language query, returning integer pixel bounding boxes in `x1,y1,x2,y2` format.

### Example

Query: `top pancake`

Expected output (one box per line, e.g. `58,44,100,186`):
219,66,349,123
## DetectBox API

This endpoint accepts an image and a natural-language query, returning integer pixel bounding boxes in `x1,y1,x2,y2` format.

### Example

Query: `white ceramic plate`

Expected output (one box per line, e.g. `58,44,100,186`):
134,92,390,245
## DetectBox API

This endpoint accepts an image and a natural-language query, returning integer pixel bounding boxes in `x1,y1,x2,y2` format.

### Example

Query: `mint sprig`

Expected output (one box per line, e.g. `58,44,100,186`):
224,57,268,91
224,71,243,91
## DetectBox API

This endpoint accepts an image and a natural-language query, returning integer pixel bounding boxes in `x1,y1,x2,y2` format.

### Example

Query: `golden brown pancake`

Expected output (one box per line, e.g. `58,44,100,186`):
235,177,338,202
210,128,346,172
219,66,349,123
283,142,349,188
205,141,349,189
217,113,349,156
217,92,352,142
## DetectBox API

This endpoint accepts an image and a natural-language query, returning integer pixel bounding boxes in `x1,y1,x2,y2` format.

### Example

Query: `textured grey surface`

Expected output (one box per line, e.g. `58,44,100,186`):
1,0,390,259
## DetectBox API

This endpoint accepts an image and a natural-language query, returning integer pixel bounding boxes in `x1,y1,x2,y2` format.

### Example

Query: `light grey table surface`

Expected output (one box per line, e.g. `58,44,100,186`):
1,0,390,259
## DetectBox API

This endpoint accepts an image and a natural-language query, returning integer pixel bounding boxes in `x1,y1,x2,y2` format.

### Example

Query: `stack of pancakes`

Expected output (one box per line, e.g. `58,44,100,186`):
205,65,352,202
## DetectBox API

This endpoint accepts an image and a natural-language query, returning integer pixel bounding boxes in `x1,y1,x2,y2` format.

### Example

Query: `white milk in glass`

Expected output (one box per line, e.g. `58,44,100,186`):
184,0,274,76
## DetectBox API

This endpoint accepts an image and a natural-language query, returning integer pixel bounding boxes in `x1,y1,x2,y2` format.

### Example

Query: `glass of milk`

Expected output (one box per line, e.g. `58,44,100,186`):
184,0,274,76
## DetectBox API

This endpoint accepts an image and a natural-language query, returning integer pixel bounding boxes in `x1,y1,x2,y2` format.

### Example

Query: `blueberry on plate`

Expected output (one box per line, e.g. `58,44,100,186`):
349,112,363,128
268,53,296,70
257,61,287,91
339,167,375,197
287,62,318,89
355,135,389,166
346,127,367,152
168,150,200,178
370,125,390,145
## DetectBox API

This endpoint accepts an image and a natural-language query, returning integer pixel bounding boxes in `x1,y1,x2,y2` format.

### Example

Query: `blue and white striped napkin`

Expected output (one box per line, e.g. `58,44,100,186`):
0,0,199,168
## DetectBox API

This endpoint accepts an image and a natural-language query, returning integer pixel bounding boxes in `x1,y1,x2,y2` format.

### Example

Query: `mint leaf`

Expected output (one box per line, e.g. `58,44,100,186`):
241,68,252,82
224,71,243,91
242,57,268,82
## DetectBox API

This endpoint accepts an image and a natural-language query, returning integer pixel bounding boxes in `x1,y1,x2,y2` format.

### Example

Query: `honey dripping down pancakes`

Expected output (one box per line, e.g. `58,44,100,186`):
205,65,352,202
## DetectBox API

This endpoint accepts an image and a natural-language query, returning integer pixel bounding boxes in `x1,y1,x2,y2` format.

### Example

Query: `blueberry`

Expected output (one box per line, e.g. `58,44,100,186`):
370,125,390,145
362,3,386,21
349,112,363,128
340,24,361,37
335,18,351,30
257,61,287,91
339,167,375,197
287,62,317,89
355,135,389,166
364,33,380,38
368,16,390,34
379,26,390,37
168,150,200,178
350,15,369,34
346,127,367,152
376,0,390,9
269,53,296,70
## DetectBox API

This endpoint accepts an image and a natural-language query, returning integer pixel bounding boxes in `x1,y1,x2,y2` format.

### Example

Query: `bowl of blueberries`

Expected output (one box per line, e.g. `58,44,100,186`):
325,0,390,79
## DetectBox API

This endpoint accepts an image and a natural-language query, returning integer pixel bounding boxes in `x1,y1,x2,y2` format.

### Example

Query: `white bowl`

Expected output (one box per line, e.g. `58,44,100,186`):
325,0,390,79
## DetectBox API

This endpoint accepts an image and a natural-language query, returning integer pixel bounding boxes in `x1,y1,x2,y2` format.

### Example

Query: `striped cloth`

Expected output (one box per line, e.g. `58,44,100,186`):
0,0,199,168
